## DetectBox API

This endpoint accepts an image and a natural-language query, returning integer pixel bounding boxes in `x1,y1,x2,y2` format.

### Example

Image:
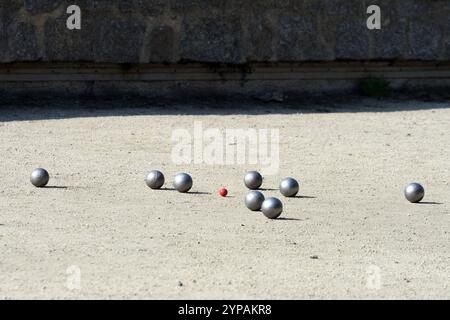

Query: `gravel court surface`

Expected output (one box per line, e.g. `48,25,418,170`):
0,98,449,299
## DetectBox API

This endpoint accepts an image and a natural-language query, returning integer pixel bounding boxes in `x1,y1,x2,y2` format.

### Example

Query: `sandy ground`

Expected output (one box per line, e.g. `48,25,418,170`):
0,97,449,299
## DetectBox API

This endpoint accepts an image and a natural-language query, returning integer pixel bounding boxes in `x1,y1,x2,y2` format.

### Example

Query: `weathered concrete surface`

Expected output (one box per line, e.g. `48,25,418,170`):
0,0,449,63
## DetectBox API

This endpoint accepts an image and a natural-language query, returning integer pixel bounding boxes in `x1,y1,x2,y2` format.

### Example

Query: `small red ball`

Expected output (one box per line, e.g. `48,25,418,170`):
219,188,228,197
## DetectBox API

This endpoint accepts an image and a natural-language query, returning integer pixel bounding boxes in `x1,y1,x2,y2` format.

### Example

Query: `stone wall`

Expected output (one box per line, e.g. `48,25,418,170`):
1,0,449,64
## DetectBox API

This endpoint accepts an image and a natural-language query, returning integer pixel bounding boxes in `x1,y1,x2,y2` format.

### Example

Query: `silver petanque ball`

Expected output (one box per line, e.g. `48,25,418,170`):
145,170,165,189
245,191,265,211
261,197,283,219
173,173,193,193
244,171,263,190
279,177,299,197
30,168,49,188
404,183,425,203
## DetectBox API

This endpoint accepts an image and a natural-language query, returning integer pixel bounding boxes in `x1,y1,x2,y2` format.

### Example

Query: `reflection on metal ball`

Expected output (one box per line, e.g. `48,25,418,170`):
30,168,49,188
173,173,193,193
279,177,299,197
245,191,265,211
404,183,425,203
261,197,283,219
145,170,165,189
244,171,263,190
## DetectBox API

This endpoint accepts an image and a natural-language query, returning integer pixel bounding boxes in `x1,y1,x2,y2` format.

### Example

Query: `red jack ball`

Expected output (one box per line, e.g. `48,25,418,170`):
219,188,228,197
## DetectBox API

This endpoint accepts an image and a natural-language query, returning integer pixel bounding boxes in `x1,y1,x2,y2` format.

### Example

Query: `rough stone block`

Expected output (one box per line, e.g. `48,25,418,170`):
245,15,274,61
25,0,64,14
370,4,408,60
443,20,450,60
44,16,96,61
0,0,23,15
245,0,299,12
171,0,226,13
371,24,408,60
180,16,242,63
97,19,147,63
8,22,40,61
278,15,333,61
408,23,442,60
78,0,117,15
149,26,176,63
335,21,371,60
398,0,440,19
118,0,166,16
304,0,365,16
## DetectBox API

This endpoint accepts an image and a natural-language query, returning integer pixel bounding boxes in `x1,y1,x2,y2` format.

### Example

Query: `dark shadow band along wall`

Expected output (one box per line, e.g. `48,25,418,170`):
0,0,449,97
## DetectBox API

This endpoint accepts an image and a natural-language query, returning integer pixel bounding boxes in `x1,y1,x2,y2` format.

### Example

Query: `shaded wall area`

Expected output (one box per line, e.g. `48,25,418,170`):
0,0,449,64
